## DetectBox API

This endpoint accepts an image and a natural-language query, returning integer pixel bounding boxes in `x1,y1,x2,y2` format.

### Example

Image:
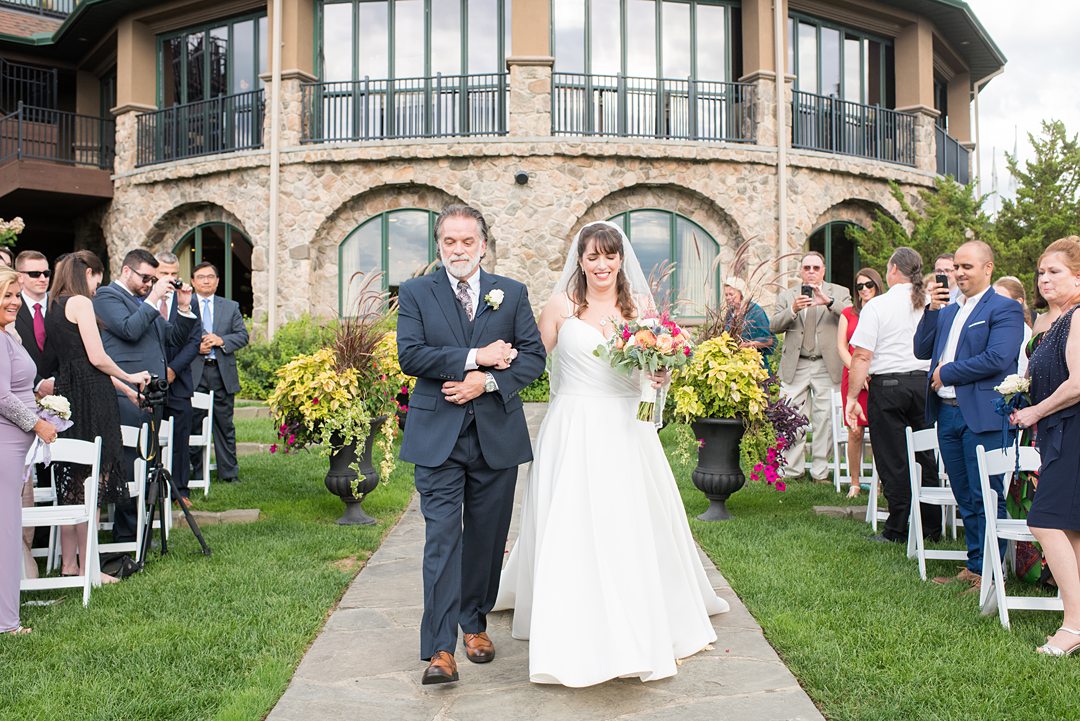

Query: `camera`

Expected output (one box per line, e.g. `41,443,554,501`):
138,374,169,409
801,285,814,298
169,278,183,290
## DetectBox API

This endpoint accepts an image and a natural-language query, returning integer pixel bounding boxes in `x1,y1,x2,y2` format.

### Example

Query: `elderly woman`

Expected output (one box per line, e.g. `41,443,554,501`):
1011,236,1080,656
722,277,774,360
0,267,58,635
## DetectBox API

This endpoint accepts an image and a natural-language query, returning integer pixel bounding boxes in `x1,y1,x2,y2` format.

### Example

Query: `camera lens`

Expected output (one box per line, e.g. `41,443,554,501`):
170,279,183,290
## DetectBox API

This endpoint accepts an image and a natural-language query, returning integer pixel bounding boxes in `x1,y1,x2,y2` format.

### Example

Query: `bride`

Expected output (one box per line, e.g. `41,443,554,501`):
493,221,729,687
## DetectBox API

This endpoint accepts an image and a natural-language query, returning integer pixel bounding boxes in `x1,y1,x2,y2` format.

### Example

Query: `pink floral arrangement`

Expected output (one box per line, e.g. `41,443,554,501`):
750,436,788,492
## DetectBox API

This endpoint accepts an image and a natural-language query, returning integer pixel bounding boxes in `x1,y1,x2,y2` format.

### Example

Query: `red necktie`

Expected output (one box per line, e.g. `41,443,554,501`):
33,303,45,352
159,297,169,320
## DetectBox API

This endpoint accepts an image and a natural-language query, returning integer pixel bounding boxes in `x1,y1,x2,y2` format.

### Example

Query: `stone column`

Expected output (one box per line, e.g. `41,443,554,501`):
507,58,553,138
110,107,154,174
260,70,316,148
905,107,941,175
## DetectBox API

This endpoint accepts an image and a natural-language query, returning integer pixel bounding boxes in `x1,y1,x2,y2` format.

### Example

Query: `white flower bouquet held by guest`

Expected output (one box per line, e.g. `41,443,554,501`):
23,394,74,479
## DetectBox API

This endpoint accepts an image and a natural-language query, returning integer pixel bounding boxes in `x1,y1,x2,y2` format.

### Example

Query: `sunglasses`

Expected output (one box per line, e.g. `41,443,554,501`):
139,273,158,284
802,265,823,271
855,281,876,291
22,270,51,279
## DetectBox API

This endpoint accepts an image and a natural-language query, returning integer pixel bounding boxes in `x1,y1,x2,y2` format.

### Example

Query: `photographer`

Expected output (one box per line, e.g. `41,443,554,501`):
93,249,197,546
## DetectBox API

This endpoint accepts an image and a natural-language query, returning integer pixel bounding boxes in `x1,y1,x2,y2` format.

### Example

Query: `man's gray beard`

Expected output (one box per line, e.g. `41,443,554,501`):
443,254,481,280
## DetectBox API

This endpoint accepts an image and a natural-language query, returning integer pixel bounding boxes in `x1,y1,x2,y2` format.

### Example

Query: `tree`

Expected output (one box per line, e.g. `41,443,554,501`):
848,177,993,276
994,120,1080,292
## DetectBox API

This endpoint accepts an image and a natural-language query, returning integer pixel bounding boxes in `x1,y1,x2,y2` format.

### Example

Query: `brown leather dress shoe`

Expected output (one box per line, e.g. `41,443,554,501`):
932,567,980,585
421,651,458,684
463,632,495,663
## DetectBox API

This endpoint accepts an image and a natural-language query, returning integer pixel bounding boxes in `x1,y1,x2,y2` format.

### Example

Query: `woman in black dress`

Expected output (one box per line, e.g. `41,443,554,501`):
44,251,150,580
1012,236,1080,657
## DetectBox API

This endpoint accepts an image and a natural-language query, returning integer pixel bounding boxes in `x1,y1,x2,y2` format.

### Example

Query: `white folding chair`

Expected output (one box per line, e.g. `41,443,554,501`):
20,438,103,607
864,457,888,532
976,444,1062,629
904,426,965,580
188,391,214,497
98,424,149,564
27,467,60,575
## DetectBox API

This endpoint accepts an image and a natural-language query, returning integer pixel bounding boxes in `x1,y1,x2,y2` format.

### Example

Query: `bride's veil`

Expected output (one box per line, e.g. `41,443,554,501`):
548,220,656,399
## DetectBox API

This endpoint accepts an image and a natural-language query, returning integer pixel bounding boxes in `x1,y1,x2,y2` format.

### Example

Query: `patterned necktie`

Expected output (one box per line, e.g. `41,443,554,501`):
159,296,169,320
456,280,474,321
32,303,45,352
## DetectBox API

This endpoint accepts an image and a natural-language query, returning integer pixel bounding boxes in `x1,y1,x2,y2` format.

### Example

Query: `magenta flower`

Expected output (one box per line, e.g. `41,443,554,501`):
775,480,787,492
697,438,705,449
269,443,278,454
287,433,296,444
312,397,319,405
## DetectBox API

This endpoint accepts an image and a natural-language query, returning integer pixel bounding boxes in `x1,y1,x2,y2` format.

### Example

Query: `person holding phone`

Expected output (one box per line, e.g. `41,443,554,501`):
770,252,852,482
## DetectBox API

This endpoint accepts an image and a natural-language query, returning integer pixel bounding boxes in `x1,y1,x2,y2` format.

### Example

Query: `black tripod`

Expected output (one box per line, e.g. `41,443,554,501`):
138,390,211,563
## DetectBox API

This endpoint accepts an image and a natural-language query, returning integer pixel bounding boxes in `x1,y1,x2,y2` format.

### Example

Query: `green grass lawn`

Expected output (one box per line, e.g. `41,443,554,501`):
0,431,414,721
660,425,1079,721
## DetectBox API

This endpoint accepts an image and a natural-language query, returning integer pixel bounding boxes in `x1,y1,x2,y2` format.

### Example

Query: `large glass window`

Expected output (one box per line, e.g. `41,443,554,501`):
555,0,739,81
606,210,720,318
808,221,859,293
787,13,893,106
159,13,268,106
173,223,254,316
338,209,438,314
319,0,509,80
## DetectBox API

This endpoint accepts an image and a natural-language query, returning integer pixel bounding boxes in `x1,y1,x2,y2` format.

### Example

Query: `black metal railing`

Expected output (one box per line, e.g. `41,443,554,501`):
302,73,508,143
552,73,755,142
935,125,971,184
135,90,265,166
0,0,76,17
792,90,915,166
0,58,58,113
0,103,114,169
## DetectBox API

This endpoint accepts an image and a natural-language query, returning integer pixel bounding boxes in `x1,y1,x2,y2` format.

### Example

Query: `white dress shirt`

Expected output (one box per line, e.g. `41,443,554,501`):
848,283,930,375
22,291,47,319
936,286,989,399
446,268,484,371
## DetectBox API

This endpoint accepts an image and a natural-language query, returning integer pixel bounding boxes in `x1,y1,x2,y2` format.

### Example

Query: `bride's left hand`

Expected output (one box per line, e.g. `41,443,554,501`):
646,369,670,389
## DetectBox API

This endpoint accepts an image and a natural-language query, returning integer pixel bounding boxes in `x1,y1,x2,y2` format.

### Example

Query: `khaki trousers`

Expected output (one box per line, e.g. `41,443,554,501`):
781,357,836,480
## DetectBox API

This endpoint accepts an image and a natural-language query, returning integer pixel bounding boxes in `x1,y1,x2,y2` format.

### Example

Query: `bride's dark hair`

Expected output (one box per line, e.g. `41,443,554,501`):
568,223,637,321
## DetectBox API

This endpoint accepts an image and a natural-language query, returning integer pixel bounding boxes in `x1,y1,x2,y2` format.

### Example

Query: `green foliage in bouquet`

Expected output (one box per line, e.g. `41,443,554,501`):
669,332,769,422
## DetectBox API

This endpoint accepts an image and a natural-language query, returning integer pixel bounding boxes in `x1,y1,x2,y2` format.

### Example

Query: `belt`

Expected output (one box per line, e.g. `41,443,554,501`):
939,397,960,407
204,357,217,366
874,370,926,378
799,354,822,361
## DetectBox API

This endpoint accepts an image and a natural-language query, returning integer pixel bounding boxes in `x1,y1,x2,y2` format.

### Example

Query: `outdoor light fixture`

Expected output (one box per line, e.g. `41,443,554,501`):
514,171,529,185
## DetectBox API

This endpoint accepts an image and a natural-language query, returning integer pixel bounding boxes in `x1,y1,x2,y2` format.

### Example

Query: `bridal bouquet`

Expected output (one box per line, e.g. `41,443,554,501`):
594,314,694,421
23,394,74,480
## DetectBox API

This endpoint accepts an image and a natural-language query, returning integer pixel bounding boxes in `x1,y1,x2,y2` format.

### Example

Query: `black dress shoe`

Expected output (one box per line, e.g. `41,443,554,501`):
869,533,902,544
221,477,239,483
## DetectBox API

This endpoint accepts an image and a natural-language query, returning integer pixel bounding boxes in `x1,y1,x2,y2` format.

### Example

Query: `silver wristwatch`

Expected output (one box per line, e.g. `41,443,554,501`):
484,372,498,393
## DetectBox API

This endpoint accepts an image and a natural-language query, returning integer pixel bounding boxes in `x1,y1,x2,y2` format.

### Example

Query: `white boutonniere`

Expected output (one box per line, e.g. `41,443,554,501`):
484,289,504,311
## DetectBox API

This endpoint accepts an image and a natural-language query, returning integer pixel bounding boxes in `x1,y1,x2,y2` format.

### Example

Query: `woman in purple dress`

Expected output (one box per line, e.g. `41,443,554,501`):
0,267,58,635
1011,237,1080,657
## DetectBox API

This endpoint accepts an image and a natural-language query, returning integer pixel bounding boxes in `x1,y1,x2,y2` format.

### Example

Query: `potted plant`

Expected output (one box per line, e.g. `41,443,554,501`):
268,276,404,525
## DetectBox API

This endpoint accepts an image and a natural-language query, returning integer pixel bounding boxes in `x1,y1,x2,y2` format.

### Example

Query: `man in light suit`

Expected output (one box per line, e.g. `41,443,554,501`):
397,205,545,684
94,248,198,544
156,252,203,506
189,262,249,484
770,252,852,481
914,241,1024,587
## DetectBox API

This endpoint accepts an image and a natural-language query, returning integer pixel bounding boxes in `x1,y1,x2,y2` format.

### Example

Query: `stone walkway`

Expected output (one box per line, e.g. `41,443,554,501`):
266,405,824,721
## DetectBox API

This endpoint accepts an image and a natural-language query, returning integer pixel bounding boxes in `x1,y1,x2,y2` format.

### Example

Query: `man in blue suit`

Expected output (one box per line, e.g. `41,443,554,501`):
914,241,1025,587
94,249,198,544
156,252,203,505
397,205,545,685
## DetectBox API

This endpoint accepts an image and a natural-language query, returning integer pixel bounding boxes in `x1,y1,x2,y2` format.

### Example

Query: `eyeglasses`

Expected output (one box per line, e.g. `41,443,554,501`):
139,274,158,284
802,265,823,271
855,281,876,291
192,274,217,281
22,270,51,279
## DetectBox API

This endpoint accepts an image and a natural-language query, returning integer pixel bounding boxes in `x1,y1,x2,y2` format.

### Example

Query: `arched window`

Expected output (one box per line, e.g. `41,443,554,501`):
339,208,438,314
808,220,860,292
606,209,719,318
173,223,254,316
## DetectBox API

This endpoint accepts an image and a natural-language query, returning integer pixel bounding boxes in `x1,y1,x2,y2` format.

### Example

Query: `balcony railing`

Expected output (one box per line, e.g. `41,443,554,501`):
936,126,971,184
301,73,508,143
0,103,114,169
552,74,754,142
0,58,58,113
0,0,76,17
792,90,915,166
136,90,265,167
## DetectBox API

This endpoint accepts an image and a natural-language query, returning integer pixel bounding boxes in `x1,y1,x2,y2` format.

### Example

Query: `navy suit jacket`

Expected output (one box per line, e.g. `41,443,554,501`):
165,293,203,400
93,282,198,392
189,295,248,395
913,287,1025,434
396,269,546,470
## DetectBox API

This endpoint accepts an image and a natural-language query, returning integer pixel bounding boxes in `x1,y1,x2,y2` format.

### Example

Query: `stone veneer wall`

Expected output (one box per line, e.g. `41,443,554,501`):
104,130,934,326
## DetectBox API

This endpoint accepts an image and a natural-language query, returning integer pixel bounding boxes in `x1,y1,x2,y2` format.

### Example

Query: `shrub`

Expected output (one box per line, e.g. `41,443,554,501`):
237,315,336,400
520,371,550,402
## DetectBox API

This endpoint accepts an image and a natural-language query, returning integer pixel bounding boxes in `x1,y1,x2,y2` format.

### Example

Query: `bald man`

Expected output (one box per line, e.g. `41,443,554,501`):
914,241,1025,588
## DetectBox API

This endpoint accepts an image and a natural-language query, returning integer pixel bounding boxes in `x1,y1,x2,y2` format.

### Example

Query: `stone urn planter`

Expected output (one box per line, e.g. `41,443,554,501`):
689,417,747,521
324,416,386,526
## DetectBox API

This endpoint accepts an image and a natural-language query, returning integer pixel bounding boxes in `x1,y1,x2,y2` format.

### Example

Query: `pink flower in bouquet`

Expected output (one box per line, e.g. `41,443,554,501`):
655,334,675,353
621,326,632,341
614,336,626,350
682,345,691,357
634,329,657,349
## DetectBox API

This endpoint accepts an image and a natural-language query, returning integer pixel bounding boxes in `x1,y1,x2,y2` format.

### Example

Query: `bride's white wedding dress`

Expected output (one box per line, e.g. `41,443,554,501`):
493,316,729,687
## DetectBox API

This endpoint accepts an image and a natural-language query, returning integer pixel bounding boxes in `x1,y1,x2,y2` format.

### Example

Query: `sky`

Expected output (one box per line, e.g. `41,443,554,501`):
969,0,1080,213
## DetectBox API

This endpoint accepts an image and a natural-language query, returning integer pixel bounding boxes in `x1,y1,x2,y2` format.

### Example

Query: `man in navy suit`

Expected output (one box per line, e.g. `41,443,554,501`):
156,252,203,505
397,205,545,684
94,249,198,544
914,241,1025,587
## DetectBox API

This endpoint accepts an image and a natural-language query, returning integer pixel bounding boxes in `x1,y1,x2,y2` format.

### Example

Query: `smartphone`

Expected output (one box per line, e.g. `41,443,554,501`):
801,285,813,298
935,273,948,288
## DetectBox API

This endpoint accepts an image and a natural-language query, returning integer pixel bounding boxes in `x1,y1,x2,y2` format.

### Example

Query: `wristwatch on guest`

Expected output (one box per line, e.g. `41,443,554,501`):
484,372,498,393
